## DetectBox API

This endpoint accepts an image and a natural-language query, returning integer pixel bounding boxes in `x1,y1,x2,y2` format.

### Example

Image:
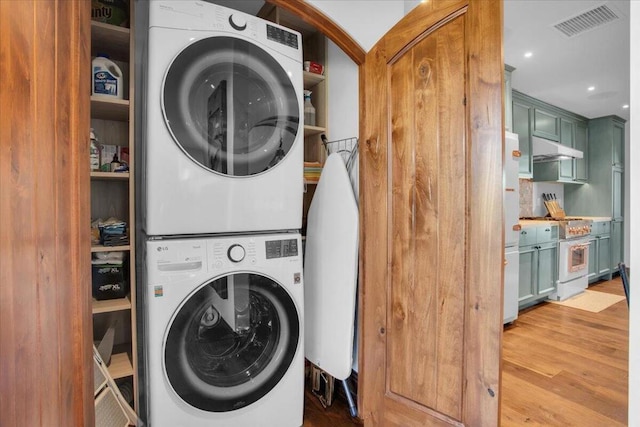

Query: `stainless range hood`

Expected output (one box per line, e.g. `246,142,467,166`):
531,136,583,162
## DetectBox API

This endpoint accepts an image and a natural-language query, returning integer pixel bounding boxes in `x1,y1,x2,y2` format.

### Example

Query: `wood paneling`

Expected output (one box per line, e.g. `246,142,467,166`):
388,15,466,417
360,0,503,425
0,1,93,426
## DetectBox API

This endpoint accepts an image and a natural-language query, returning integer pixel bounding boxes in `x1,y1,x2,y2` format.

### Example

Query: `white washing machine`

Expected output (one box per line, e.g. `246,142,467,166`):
145,233,304,426
144,1,303,236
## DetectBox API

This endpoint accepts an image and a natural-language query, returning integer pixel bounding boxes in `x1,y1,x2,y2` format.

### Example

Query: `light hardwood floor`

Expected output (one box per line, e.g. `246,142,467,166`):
501,277,628,426
303,278,629,426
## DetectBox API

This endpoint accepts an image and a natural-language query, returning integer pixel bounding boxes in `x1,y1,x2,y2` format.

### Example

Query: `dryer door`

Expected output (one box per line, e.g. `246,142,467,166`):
164,272,300,412
162,37,300,177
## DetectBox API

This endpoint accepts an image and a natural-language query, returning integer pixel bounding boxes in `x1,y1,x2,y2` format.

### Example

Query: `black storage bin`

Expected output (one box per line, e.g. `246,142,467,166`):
92,261,128,300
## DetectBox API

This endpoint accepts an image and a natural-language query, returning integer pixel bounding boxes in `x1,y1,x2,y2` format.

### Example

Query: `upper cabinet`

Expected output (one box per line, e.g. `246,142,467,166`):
564,115,626,218
532,107,560,141
511,90,588,183
512,95,533,177
504,65,515,132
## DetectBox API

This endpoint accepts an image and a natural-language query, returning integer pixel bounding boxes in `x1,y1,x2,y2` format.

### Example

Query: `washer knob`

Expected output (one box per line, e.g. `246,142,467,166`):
228,14,247,31
228,244,246,263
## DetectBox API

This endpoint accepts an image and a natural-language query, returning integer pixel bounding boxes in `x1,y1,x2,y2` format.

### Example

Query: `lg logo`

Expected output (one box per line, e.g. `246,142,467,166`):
157,246,169,252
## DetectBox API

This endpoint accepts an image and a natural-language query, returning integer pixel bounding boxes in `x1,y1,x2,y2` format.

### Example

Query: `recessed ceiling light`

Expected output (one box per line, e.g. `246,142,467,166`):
524,52,533,58
588,86,595,91
623,104,629,109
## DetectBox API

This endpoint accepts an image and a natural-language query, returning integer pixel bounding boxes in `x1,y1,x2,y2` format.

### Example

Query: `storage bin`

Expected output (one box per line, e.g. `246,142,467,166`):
92,261,128,300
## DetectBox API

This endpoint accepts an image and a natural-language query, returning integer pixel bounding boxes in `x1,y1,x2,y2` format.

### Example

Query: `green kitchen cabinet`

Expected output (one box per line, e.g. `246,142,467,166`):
513,98,533,177
612,220,624,271
518,225,558,308
533,108,560,141
513,90,588,183
504,64,515,132
613,120,624,167
588,220,612,283
574,121,588,181
559,118,575,180
565,116,625,270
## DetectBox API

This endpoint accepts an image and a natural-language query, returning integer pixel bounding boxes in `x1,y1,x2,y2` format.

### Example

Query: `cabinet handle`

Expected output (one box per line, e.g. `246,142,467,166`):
512,224,522,231
545,228,550,232
512,150,521,158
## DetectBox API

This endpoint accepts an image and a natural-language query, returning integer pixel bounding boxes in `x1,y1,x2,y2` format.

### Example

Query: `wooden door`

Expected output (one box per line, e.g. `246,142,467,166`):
359,1,503,425
0,1,93,426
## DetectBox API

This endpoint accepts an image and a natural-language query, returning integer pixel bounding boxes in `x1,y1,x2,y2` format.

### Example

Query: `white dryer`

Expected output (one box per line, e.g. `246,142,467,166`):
145,233,304,426
144,1,303,236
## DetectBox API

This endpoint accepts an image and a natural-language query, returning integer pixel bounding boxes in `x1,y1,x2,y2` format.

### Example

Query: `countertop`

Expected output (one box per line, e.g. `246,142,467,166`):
518,216,612,228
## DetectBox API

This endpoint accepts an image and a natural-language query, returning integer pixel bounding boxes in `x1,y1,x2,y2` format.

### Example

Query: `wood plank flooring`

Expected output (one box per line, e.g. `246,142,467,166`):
303,278,629,426
501,278,628,426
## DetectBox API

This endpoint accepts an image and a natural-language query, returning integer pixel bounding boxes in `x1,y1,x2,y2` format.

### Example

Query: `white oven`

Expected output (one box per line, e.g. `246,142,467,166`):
559,237,590,282
550,236,590,301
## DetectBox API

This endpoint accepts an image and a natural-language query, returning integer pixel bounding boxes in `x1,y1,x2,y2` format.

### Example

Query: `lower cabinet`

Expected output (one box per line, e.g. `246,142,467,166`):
518,225,558,308
588,220,612,283
611,220,624,271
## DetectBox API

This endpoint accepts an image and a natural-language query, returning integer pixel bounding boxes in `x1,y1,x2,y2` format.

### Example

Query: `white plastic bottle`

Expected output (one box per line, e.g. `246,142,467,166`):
90,128,100,171
303,90,316,126
92,54,123,99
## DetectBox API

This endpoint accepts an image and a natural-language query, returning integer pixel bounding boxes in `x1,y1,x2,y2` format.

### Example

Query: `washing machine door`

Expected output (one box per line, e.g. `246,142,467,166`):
164,272,300,412
162,36,300,177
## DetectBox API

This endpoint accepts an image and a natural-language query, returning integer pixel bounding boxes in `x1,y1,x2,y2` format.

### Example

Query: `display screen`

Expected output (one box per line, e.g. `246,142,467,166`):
266,24,299,49
265,239,298,259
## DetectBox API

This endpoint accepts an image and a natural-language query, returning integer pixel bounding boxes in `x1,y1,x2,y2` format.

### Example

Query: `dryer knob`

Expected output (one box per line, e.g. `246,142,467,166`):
228,244,246,263
228,14,247,31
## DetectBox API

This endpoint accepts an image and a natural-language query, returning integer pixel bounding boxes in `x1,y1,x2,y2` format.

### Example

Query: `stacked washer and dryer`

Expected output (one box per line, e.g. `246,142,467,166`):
141,1,305,426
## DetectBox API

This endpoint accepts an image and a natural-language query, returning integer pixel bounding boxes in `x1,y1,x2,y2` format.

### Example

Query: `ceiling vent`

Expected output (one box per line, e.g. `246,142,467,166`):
553,4,619,38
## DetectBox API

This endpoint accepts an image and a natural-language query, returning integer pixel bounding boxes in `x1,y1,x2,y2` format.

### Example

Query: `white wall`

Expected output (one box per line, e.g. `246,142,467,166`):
307,0,404,51
628,2,638,424
326,40,358,142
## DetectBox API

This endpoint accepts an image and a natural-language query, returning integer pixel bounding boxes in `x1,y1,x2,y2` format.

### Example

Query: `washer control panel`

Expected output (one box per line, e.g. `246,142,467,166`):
227,244,246,263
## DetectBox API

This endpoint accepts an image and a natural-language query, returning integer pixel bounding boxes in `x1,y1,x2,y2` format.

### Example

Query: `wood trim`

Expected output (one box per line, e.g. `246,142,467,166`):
0,0,93,426
265,0,366,65
463,0,504,424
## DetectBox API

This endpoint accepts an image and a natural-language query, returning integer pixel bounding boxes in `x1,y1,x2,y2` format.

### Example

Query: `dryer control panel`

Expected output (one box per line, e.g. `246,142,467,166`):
265,238,299,259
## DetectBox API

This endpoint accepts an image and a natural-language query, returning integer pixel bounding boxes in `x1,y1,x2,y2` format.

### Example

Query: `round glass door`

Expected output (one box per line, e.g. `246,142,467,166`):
164,273,299,412
163,37,300,176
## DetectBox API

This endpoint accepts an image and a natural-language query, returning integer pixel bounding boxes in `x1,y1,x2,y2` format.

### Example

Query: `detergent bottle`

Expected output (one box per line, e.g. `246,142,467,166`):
303,90,316,127
92,54,123,99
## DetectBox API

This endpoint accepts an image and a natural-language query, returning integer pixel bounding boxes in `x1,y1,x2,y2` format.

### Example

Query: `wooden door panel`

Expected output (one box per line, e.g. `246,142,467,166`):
361,1,503,425
0,1,93,426
388,15,466,418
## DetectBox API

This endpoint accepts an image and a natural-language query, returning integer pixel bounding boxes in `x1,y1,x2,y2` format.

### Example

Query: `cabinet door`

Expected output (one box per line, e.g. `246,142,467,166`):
597,235,611,276
504,66,514,132
574,121,588,181
587,237,597,280
536,243,557,295
533,108,559,141
559,118,574,180
612,121,624,167
611,220,624,269
518,247,536,304
360,2,503,424
612,167,624,219
513,101,533,177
